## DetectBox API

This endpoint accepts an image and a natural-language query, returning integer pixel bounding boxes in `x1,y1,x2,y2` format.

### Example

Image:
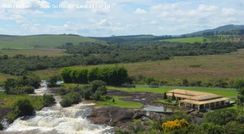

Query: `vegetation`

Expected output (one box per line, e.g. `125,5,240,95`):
162,119,189,132
0,55,85,75
43,94,55,107
4,74,40,94
12,99,35,117
0,34,100,49
31,49,244,88
62,66,129,86
60,80,108,107
60,92,82,107
0,49,67,57
108,86,237,98
96,96,143,109
162,37,207,43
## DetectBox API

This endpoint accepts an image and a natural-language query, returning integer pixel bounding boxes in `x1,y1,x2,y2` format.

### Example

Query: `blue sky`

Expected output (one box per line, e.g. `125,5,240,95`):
0,0,243,36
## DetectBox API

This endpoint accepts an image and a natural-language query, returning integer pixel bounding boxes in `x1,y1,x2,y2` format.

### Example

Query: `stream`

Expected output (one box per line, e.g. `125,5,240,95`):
2,81,113,134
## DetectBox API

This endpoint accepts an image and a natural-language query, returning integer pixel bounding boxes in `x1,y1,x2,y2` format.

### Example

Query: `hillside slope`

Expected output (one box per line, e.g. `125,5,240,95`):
185,24,244,37
0,34,103,49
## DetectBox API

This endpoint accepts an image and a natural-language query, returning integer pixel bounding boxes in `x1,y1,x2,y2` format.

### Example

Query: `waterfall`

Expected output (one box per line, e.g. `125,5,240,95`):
2,80,113,134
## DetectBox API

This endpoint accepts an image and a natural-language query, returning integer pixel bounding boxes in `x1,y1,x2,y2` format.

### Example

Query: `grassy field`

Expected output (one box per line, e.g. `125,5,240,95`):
33,49,244,85
0,49,67,57
0,92,44,110
108,86,237,98
162,37,207,43
0,35,102,49
96,96,143,109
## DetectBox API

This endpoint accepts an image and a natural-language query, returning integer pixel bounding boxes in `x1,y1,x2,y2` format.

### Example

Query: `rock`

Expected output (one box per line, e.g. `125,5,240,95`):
88,107,146,126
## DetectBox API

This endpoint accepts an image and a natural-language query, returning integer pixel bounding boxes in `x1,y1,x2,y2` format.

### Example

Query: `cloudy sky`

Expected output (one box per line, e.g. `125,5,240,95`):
0,0,243,36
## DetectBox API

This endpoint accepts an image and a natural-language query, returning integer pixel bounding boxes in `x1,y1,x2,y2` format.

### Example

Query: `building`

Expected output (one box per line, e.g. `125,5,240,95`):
167,89,230,111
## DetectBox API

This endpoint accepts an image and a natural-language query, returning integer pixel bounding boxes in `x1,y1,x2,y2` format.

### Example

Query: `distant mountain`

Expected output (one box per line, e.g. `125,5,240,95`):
0,34,104,49
184,24,244,37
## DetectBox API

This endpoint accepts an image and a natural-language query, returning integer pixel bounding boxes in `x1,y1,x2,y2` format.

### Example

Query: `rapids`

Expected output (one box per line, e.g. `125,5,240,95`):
2,81,113,134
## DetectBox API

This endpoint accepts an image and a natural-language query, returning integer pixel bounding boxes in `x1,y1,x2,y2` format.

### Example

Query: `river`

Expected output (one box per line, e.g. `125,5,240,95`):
2,81,113,134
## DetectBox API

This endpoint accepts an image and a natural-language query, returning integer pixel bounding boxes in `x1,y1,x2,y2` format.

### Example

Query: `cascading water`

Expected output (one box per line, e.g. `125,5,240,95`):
2,81,113,134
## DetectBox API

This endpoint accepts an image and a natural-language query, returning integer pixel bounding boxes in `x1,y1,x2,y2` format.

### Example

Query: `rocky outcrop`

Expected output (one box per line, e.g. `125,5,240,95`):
88,107,164,128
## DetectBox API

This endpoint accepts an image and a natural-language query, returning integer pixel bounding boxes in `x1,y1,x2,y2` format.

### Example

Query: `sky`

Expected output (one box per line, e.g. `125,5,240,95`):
0,0,244,36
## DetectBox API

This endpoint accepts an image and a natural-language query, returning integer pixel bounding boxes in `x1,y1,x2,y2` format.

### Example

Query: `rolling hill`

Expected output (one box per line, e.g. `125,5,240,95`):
0,34,103,49
184,24,244,37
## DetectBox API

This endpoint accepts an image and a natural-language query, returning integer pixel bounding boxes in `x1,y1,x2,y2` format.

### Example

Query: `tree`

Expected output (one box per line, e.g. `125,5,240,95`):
12,99,35,117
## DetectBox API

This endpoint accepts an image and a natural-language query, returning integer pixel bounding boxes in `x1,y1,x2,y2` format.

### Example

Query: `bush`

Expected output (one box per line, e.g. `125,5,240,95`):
162,119,189,132
12,99,35,117
60,92,81,107
4,74,40,95
6,86,34,94
204,109,238,125
48,75,61,87
43,94,55,107
200,123,224,134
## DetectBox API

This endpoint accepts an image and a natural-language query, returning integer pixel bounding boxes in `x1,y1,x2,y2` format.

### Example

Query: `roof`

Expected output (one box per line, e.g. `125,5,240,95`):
180,97,229,105
167,89,222,101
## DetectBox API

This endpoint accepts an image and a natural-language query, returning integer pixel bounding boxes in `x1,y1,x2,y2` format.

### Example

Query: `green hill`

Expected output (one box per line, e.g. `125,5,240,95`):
184,24,244,37
162,37,207,43
0,34,103,49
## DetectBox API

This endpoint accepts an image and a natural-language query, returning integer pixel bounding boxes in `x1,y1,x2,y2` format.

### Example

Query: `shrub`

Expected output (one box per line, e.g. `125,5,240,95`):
60,92,81,107
12,99,35,118
4,74,40,95
43,94,55,107
48,75,61,87
162,119,189,132
200,123,224,134
204,109,238,125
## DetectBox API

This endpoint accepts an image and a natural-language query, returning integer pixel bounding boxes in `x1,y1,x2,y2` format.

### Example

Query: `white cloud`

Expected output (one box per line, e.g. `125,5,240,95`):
0,0,50,9
134,8,147,14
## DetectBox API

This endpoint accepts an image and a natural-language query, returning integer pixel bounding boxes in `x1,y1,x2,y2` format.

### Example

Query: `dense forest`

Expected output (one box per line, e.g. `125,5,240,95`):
0,41,244,75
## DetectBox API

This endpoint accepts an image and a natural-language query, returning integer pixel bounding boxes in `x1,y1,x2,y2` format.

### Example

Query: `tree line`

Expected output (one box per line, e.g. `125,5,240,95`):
61,66,129,86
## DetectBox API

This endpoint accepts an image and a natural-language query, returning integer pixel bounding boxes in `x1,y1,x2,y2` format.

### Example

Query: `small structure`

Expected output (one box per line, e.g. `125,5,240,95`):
167,89,230,111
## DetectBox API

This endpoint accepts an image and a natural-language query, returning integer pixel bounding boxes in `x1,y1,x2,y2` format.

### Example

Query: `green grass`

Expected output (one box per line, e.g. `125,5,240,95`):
108,86,237,98
0,35,104,49
96,96,143,109
0,92,44,110
0,49,67,57
162,37,207,43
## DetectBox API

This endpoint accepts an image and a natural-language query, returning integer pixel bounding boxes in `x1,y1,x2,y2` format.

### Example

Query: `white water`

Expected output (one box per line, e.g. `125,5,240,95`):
3,81,113,134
